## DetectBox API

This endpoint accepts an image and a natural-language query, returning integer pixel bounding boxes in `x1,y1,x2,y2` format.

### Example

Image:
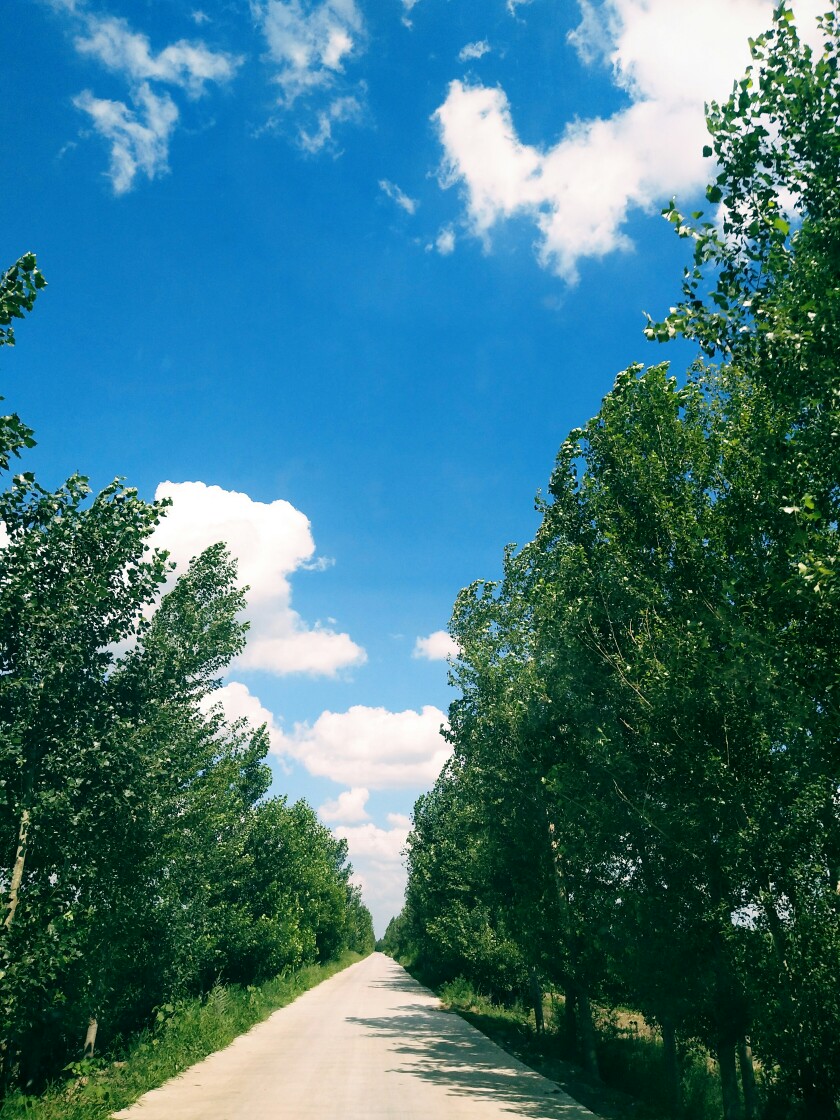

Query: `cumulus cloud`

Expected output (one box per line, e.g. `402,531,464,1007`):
379,178,418,214
434,0,825,281
203,680,285,753
74,84,178,194
272,704,451,788
336,817,411,933
151,481,366,677
318,786,370,822
255,0,364,102
413,630,459,660
74,15,241,96
458,39,491,62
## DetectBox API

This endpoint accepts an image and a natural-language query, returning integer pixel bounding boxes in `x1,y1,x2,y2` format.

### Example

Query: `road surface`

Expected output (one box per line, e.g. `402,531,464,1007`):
113,952,597,1119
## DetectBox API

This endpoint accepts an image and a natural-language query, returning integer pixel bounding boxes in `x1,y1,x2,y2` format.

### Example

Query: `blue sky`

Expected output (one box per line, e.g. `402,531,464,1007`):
2,0,822,932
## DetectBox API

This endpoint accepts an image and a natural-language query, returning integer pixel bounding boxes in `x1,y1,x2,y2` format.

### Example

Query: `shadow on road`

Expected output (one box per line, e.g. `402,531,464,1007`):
367,974,432,994
346,1005,593,1119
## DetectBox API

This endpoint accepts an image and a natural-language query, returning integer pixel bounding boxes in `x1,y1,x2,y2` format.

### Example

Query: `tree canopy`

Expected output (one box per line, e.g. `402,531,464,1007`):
392,7,840,1119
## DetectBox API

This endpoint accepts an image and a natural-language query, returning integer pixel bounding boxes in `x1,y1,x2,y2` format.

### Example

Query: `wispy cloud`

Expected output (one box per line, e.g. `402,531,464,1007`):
458,39,491,62
57,4,241,193
253,0,367,149
255,0,364,102
298,93,363,153
74,83,178,193
379,178,418,214
74,14,242,96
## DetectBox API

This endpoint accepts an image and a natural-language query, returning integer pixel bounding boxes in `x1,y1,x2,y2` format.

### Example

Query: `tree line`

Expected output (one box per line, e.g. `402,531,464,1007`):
0,254,374,1093
388,8,840,1120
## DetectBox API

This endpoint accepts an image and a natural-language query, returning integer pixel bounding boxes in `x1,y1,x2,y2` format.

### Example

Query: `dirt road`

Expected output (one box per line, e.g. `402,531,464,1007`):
113,952,596,1119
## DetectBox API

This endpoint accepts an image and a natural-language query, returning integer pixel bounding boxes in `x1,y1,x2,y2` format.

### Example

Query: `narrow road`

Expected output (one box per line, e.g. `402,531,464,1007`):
113,952,597,1119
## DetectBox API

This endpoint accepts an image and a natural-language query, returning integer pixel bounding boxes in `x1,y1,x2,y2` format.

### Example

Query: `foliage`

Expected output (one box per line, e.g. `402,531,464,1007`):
0,953,363,1120
399,6,840,1119
0,255,374,1095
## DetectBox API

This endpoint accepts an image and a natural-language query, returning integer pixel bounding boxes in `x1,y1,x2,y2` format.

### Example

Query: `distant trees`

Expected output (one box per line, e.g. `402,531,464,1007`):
394,7,840,1120
0,255,373,1092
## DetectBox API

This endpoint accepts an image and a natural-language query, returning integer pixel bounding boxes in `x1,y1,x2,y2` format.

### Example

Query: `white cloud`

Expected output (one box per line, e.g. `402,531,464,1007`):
74,84,178,194
459,39,491,62
255,0,364,102
507,0,533,14
434,0,825,281
62,8,240,193
336,818,411,934
74,15,242,97
204,681,286,753
191,10,210,25
272,704,451,788
379,178,418,214
318,786,370,822
434,226,455,255
298,94,363,152
151,481,366,677
413,630,459,660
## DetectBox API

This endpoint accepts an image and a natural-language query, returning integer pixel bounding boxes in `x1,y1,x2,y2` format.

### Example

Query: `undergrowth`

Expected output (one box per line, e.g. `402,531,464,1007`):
435,977,722,1120
0,952,365,1120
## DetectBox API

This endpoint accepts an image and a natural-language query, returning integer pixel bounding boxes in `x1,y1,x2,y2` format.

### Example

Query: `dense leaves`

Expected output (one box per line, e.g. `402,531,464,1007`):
0,255,374,1092
394,7,840,1120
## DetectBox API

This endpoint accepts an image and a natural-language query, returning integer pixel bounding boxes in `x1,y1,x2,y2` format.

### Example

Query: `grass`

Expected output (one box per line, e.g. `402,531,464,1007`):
0,952,366,1120
432,978,722,1120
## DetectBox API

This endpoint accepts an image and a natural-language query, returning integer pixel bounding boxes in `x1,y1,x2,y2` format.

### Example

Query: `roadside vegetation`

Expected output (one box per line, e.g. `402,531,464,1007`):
0,951,363,1120
387,7,840,1120
0,255,375,1101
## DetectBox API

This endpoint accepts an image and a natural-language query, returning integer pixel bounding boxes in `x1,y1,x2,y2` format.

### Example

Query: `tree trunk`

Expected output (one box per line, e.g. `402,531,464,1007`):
737,1038,757,1120
662,1016,681,1116
529,968,544,1033
544,810,600,1080
577,989,600,1080
3,807,31,930
563,989,578,1055
718,1037,742,1120
83,1018,98,1058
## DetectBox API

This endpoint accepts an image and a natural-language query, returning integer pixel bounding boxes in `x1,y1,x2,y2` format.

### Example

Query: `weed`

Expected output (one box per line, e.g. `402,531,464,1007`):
0,952,365,1120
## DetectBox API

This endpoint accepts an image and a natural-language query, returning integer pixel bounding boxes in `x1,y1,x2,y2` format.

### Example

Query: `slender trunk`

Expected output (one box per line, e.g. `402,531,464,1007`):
83,1018,98,1058
718,1037,742,1120
577,989,600,1080
529,968,544,1033
544,809,600,1080
737,1038,757,1120
3,807,31,930
662,1016,681,1116
564,989,578,1055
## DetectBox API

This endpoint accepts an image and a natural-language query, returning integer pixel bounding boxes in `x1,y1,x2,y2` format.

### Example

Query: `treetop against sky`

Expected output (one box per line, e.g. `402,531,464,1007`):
1,0,825,933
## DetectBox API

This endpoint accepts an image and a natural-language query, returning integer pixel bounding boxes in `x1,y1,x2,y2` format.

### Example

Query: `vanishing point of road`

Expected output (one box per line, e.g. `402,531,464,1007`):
113,952,597,1119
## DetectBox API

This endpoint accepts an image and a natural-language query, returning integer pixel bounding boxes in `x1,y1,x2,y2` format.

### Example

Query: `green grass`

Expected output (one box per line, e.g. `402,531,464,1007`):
433,978,722,1120
0,952,366,1120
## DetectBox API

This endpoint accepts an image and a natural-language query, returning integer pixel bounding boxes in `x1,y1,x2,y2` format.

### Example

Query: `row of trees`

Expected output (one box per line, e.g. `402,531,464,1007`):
391,8,840,1120
0,254,374,1092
